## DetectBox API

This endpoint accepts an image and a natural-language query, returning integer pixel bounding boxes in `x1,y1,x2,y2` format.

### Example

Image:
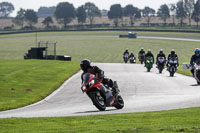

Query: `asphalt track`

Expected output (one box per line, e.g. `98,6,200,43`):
0,36,200,118
0,63,199,118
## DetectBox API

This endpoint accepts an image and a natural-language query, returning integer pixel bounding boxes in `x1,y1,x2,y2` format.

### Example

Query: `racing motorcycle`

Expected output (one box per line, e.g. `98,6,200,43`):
167,57,178,77
157,57,165,73
138,53,145,64
129,56,136,64
124,53,129,63
194,61,200,85
145,57,153,72
81,73,124,111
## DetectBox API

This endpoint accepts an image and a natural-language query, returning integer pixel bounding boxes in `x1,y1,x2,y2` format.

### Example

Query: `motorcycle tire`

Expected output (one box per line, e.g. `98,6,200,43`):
159,69,162,73
170,72,174,77
147,68,151,72
89,91,106,111
114,95,124,109
197,81,200,85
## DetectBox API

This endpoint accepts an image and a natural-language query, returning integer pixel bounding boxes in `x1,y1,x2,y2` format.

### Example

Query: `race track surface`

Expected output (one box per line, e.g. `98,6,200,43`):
0,63,199,118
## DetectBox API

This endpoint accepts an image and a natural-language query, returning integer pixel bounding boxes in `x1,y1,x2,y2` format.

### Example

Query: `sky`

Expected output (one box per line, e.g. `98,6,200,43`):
3,0,179,17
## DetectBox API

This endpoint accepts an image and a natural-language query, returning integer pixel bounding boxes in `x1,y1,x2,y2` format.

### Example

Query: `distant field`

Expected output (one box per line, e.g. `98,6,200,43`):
0,31,198,76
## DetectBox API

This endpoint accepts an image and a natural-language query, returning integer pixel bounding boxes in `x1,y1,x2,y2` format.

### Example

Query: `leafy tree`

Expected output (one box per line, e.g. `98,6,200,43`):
108,4,123,27
176,0,187,27
42,16,53,28
142,7,155,27
84,2,101,25
169,3,177,26
24,9,38,29
12,8,25,29
123,4,141,26
0,2,14,18
184,0,195,26
192,0,200,27
157,4,170,26
77,6,86,24
54,2,76,28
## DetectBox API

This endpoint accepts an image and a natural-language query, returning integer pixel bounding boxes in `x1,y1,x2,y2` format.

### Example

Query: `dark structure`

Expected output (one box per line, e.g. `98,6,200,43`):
119,32,137,38
24,41,71,61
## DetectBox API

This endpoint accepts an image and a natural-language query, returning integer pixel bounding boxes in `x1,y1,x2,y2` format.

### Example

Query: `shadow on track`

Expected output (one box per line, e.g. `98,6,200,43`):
74,109,118,114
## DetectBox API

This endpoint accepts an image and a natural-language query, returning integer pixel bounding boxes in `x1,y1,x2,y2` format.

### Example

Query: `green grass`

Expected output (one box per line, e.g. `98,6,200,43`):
1,107,200,133
0,60,79,111
0,31,197,75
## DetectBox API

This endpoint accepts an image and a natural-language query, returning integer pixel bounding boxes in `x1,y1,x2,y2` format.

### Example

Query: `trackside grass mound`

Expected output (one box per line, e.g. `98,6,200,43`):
1,107,200,133
0,60,79,111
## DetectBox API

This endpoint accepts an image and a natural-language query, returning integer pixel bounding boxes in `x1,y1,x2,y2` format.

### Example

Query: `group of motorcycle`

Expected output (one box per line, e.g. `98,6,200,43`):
123,53,136,64
145,56,178,77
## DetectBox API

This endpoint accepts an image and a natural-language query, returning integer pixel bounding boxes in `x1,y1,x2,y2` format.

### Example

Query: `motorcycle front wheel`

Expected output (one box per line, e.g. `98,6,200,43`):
89,91,106,111
114,95,124,109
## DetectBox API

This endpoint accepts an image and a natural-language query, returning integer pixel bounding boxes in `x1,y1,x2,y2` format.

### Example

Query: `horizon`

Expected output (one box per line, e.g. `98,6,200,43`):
3,0,179,17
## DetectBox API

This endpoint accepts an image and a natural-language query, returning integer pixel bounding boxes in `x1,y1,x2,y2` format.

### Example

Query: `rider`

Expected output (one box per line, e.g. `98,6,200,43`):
138,48,145,56
129,51,135,59
156,49,166,67
145,49,154,65
80,59,115,90
123,48,129,60
166,49,179,69
190,48,200,77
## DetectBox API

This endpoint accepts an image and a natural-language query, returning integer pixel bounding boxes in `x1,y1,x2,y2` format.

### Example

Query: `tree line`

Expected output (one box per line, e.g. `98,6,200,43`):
0,0,200,29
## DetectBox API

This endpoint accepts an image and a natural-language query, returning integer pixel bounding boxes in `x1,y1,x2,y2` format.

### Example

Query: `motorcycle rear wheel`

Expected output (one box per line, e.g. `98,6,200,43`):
170,72,174,77
89,91,106,111
114,95,124,109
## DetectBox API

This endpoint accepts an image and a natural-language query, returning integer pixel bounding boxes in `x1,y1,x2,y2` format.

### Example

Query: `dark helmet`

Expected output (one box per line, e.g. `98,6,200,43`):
159,49,163,54
141,48,144,51
194,48,199,55
80,59,91,71
171,49,175,54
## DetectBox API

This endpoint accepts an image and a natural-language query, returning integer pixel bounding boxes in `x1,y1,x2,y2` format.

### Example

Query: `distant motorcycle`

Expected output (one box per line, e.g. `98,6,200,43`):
167,57,178,77
129,56,136,64
138,53,145,64
124,53,129,63
194,62,200,85
145,57,153,72
81,73,124,111
157,57,165,73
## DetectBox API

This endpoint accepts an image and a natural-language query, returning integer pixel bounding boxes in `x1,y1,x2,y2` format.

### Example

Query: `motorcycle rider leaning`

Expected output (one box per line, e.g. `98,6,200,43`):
166,49,179,68
190,48,200,77
123,48,129,60
156,49,166,66
80,59,116,91
145,49,154,66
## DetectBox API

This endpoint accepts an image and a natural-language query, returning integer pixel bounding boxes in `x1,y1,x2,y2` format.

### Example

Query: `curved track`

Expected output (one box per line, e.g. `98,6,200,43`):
0,63,199,118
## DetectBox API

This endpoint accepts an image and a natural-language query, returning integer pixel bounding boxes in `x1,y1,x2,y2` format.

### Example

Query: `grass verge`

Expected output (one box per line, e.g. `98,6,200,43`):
0,107,200,133
0,60,79,111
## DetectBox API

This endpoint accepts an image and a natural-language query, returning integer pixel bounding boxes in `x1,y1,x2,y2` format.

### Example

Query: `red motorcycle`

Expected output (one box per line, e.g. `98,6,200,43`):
81,73,124,111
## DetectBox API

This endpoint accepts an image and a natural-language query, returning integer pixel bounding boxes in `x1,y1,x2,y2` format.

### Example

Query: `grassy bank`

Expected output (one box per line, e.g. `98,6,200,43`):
0,107,200,133
0,60,79,111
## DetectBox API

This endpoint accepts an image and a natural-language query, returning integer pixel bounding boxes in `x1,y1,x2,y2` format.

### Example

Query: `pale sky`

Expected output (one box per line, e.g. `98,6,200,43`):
3,0,179,16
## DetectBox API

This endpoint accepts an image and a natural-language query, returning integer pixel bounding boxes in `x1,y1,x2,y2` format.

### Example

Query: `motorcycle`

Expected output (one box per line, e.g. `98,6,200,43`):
145,57,153,72
167,57,178,77
81,73,124,111
124,53,129,63
157,57,165,73
194,61,200,85
129,56,136,64
138,53,145,64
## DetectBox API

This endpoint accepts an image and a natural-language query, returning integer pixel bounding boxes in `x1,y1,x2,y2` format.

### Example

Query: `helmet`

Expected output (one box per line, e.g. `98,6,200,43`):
171,49,175,54
160,49,163,54
148,49,151,53
195,48,199,55
141,48,144,50
80,59,91,72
